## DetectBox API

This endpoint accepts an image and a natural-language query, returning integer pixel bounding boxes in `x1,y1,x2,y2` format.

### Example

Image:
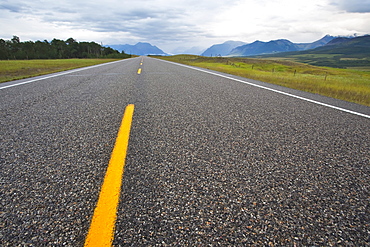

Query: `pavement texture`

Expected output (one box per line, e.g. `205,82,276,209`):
1,57,369,246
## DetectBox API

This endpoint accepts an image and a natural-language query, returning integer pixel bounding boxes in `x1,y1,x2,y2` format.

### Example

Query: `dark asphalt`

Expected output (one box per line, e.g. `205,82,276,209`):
1,57,369,246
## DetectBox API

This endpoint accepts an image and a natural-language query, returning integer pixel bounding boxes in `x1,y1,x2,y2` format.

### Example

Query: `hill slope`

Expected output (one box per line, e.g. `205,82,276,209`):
229,39,298,56
295,35,336,50
311,35,370,55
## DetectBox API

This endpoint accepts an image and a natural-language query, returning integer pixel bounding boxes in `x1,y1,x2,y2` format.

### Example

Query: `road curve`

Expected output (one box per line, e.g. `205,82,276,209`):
0,57,369,246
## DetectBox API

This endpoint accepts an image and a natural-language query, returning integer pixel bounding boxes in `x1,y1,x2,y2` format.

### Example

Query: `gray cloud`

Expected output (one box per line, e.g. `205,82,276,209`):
0,0,30,13
0,3,23,13
1,0,370,53
333,0,370,13
34,1,213,45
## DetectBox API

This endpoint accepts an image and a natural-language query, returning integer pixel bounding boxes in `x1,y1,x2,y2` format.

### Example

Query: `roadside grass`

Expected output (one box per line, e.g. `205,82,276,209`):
156,55,370,106
0,59,123,83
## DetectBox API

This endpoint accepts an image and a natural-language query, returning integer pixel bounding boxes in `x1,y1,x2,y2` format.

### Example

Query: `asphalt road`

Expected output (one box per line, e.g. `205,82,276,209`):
1,57,369,246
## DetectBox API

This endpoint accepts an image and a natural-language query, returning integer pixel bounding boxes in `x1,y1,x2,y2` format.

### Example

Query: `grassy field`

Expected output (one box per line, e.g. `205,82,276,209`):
256,44,370,69
155,55,370,106
0,59,123,83
261,53,370,69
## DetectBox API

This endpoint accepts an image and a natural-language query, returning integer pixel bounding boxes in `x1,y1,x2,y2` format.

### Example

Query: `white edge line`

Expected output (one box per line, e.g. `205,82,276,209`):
0,59,131,90
159,59,370,119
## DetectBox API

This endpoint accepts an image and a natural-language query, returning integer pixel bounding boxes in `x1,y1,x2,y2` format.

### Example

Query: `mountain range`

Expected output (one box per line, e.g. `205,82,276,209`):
227,35,335,57
108,34,368,58
201,41,247,57
307,35,370,55
258,35,370,68
263,35,370,57
108,42,167,56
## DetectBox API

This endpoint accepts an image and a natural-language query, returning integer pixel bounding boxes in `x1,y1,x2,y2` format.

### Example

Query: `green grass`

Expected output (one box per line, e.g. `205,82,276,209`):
156,55,370,106
0,59,123,83
258,52,370,69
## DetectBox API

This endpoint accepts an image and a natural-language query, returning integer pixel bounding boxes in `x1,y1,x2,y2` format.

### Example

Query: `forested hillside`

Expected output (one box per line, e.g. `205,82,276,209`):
0,36,130,60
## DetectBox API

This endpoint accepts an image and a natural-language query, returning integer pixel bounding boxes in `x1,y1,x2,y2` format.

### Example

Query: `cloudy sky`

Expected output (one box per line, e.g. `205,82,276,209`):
1,0,369,53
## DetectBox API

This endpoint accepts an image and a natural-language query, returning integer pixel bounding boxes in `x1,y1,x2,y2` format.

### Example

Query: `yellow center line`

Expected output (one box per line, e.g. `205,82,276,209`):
137,68,142,74
140,62,143,65
84,104,135,247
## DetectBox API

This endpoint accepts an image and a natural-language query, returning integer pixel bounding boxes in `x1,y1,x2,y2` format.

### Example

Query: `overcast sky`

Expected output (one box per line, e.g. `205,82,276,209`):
1,0,369,53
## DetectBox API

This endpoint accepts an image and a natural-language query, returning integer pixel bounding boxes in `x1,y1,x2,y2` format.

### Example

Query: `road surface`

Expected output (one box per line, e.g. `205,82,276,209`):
1,57,369,246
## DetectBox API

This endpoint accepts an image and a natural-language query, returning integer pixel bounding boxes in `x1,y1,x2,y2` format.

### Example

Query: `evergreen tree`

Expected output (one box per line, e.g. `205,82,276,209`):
0,36,130,60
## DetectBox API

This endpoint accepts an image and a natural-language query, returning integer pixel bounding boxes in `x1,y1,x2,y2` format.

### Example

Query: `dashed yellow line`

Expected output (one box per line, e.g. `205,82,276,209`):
138,57,143,73
84,104,135,247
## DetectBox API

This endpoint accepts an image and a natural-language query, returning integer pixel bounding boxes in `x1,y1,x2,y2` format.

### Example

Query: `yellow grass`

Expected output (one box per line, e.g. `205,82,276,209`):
0,59,122,83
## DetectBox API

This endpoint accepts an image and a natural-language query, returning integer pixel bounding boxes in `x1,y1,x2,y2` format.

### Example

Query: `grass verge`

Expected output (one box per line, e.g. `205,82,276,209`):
155,55,370,106
0,59,123,83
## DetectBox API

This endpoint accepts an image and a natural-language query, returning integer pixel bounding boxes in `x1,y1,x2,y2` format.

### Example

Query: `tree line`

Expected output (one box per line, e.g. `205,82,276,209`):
0,36,130,60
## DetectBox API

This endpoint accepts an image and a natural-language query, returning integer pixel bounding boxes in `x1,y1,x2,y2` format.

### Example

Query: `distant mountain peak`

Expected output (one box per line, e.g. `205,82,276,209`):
107,42,167,56
223,40,246,45
136,42,152,46
201,40,246,56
